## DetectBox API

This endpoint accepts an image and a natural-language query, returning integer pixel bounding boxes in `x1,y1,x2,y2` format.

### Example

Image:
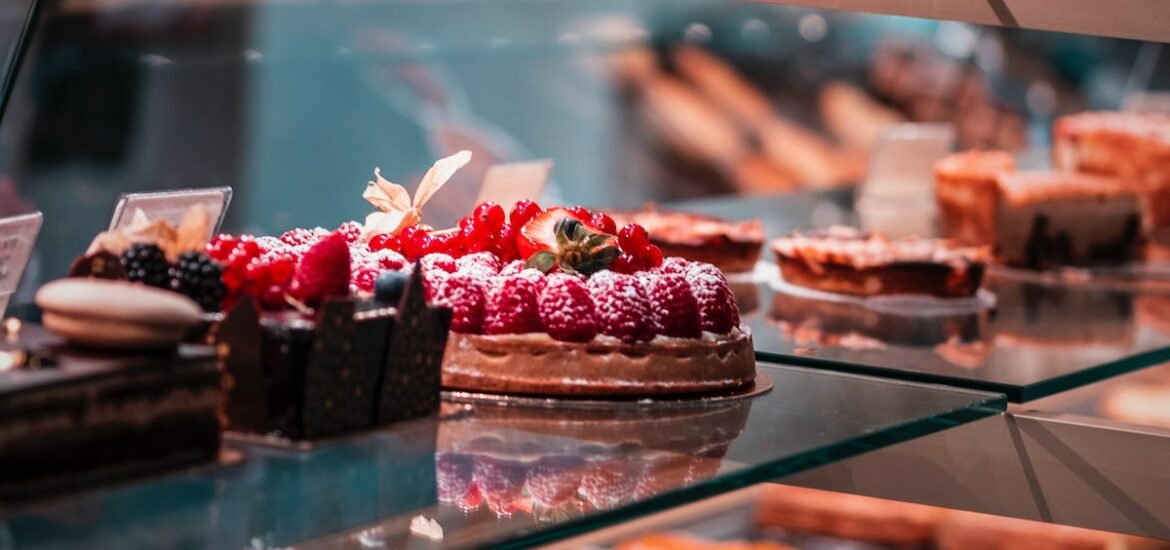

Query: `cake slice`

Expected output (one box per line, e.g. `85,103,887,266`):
771,226,989,298
934,150,1016,247
1053,111,1170,242
994,170,1142,267
608,206,764,273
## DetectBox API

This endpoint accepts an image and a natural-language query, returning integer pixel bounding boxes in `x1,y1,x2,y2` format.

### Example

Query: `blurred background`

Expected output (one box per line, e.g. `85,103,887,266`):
0,0,1168,292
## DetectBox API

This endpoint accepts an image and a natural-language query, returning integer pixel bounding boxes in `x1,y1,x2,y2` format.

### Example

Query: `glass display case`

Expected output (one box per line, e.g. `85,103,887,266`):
1,0,1169,548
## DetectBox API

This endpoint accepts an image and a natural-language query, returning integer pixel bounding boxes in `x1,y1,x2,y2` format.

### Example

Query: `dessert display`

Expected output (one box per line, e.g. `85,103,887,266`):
607,205,764,274
933,150,1017,248
35,279,203,349
616,533,792,550
436,400,749,517
0,323,220,500
1053,111,1170,240
771,226,989,298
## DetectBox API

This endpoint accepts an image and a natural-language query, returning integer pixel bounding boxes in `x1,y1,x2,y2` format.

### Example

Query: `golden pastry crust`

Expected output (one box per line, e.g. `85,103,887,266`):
441,328,755,396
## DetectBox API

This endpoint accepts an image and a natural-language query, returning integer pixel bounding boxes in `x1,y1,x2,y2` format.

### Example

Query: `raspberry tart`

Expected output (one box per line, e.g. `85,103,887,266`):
608,205,765,273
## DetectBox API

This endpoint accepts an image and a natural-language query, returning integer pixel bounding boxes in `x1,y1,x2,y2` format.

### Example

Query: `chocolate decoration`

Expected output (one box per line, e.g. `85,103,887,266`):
378,268,451,424
217,268,449,441
67,251,127,280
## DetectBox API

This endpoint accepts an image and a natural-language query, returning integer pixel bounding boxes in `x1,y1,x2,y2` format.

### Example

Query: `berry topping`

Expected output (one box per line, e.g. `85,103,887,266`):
121,243,169,288
509,199,542,227
280,227,328,247
473,456,528,518
658,257,690,274
579,457,642,511
587,271,655,343
517,206,594,261
351,265,379,293
375,270,408,305
436,453,474,503
645,244,664,268
588,212,617,235
432,272,487,333
456,251,503,275
525,218,619,276
617,223,650,256
484,274,543,335
291,231,351,306
368,232,401,253
609,252,645,275
336,220,363,243
472,201,506,231
538,273,597,342
168,251,226,312
567,205,592,220
526,455,585,508
686,261,727,284
371,249,407,271
643,273,701,338
499,260,526,277
687,265,740,333
420,253,457,275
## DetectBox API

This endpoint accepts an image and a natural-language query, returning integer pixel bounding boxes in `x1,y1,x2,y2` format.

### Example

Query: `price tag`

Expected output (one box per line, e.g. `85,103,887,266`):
110,187,232,240
856,123,955,237
0,212,43,317
475,160,553,211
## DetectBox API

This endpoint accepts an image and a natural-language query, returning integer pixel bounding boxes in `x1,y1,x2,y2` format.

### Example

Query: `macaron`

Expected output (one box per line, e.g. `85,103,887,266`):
36,279,203,350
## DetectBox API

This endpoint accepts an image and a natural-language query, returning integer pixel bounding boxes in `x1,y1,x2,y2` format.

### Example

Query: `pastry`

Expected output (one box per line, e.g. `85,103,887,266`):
818,81,905,153
934,150,1017,247
608,206,764,273
0,323,219,500
1053,111,1170,238
616,533,793,550
771,226,989,298
1100,383,1170,429
993,170,1143,267
36,279,203,349
755,484,944,546
936,509,1169,550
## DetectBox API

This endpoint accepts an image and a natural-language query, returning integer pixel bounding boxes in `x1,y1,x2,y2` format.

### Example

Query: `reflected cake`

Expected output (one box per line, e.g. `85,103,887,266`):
771,226,988,298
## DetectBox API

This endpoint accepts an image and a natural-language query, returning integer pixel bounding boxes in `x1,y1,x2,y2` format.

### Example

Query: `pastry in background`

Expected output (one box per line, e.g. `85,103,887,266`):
936,508,1170,550
1053,111,1170,245
772,226,989,298
755,485,943,547
818,81,905,153
617,533,792,550
934,150,1017,247
635,74,750,174
608,205,764,273
1100,383,1170,430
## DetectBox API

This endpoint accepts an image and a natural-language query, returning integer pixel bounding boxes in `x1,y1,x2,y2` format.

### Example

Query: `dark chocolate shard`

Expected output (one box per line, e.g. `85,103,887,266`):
217,296,268,433
300,299,388,439
378,266,449,424
67,251,127,280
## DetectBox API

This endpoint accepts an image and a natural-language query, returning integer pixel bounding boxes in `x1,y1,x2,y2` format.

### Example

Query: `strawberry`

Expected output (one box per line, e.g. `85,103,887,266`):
579,457,642,511
290,231,350,305
484,274,543,335
526,455,585,508
473,456,528,518
436,453,474,503
539,273,597,342
687,266,739,333
456,252,503,275
587,271,655,343
517,207,593,261
643,272,701,338
432,273,487,333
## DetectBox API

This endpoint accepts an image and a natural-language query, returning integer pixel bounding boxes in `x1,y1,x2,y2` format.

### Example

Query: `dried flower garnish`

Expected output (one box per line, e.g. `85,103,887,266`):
362,150,472,241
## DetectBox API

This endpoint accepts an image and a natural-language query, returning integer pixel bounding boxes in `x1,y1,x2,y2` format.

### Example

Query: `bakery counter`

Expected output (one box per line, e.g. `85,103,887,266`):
663,192,1170,403
0,362,1003,549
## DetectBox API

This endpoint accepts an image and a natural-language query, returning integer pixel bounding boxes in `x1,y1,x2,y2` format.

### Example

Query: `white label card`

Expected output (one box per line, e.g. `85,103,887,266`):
0,212,43,317
110,187,233,240
475,160,553,211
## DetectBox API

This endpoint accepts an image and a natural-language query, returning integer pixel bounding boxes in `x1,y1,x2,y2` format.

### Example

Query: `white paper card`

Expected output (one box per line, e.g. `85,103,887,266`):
110,187,233,240
857,123,955,237
475,160,553,211
0,212,43,317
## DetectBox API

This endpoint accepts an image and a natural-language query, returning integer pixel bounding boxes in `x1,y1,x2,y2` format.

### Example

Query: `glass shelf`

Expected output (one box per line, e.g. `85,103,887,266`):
678,193,1170,403
0,363,1003,549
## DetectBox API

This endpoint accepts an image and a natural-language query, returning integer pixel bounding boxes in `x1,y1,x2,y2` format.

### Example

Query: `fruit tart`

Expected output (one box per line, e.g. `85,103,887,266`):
607,205,764,273
351,156,756,397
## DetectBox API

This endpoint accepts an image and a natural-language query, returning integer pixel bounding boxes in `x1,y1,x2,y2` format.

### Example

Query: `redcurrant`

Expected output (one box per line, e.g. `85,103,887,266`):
509,199,542,227
473,201,505,230
617,223,650,255
645,244,664,268
567,205,591,220
588,212,617,234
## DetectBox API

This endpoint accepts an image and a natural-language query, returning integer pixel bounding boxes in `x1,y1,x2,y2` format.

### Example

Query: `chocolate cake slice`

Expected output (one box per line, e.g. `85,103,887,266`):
772,226,989,298
0,324,220,501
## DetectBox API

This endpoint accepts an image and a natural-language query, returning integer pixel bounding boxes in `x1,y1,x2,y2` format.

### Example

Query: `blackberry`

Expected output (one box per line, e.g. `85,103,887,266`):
121,243,169,288
169,251,226,312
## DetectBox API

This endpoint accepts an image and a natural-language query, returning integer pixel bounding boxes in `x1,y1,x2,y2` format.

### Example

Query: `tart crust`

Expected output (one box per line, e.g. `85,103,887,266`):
441,327,756,396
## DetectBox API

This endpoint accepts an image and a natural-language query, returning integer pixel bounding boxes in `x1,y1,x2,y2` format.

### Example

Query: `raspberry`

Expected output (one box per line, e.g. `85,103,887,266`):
687,266,739,333
643,273,701,338
526,456,584,508
499,260,526,277
538,273,597,342
246,248,298,308
432,272,486,333
579,457,642,511
484,274,542,335
456,252,502,275
658,257,689,274
436,453,474,503
336,221,363,243
280,227,328,247
255,235,282,253
686,261,727,284
371,249,406,271
509,199,542,227
420,253,456,275
514,268,548,292
290,231,351,306
587,271,654,343
351,265,379,293
473,456,528,518
421,269,447,302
